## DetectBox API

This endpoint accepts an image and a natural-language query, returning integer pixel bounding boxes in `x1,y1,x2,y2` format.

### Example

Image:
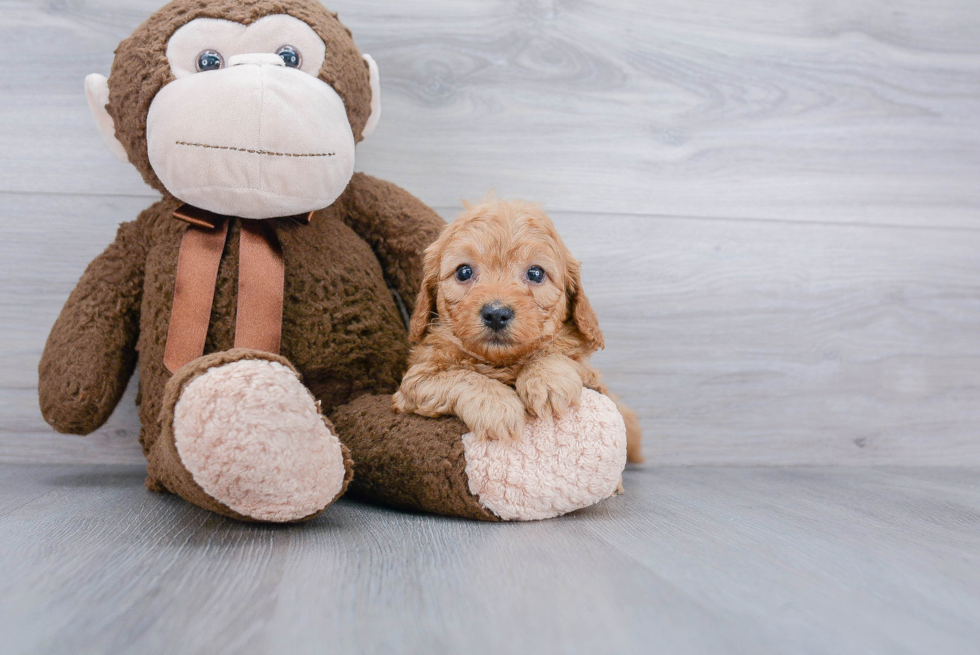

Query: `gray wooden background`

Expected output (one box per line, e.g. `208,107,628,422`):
2,0,979,465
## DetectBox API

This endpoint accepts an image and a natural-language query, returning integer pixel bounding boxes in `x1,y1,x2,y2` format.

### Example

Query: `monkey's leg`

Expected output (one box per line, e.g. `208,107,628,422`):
331,389,627,521
147,349,352,522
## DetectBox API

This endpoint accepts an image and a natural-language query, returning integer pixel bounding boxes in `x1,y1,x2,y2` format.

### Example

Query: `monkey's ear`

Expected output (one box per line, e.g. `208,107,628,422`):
361,54,381,139
84,74,128,164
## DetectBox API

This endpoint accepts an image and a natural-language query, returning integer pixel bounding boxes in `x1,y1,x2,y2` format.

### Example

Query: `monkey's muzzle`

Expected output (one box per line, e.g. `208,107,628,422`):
146,62,356,219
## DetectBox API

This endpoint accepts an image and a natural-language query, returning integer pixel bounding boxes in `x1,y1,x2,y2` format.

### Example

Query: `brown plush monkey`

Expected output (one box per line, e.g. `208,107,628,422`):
40,0,445,522
41,0,629,523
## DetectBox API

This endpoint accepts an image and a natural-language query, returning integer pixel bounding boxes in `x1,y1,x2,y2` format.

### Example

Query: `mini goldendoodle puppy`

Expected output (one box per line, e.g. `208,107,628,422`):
393,198,644,464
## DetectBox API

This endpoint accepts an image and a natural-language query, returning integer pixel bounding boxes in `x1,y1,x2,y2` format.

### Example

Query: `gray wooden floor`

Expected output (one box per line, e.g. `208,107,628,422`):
1,463,978,655
3,1,980,653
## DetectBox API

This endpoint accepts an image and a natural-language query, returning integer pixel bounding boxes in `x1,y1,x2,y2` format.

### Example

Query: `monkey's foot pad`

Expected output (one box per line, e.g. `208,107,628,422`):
171,354,348,522
462,389,628,520
334,389,627,522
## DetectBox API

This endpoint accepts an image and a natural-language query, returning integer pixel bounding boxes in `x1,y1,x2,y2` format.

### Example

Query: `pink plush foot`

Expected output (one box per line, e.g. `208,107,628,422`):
172,358,347,522
461,389,628,521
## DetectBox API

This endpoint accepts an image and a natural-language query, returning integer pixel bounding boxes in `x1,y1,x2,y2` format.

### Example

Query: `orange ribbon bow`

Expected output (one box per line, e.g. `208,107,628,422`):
163,204,312,373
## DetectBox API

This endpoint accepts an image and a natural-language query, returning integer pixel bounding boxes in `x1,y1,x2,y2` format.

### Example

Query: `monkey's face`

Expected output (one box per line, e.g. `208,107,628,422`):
146,16,358,219
87,4,380,220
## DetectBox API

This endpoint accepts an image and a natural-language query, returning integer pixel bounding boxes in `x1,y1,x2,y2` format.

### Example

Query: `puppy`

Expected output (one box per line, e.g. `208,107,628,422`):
393,198,644,464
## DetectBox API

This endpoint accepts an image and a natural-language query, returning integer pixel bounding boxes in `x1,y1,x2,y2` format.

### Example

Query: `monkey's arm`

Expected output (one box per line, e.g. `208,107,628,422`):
38,219,145,435
342,172,445,315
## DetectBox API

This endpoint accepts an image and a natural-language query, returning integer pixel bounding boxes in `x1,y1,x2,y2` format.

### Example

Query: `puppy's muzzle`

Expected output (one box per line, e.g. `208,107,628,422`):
480,302,514,332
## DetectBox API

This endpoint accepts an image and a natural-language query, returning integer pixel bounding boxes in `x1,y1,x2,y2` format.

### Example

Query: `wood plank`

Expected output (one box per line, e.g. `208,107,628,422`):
0,465,736,655
0,464,71,517
0,463,978,654
1,0,979,226
570,212,980,465
584,466,980,654
4,192,979,465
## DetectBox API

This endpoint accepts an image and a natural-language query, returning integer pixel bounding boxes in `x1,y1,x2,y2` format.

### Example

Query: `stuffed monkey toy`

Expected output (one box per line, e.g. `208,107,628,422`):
40,0,627,523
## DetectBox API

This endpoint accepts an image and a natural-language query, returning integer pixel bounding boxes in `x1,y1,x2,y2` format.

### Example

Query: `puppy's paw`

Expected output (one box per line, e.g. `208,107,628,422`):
392,390,411,413
464,385,526,443
517,364,583,421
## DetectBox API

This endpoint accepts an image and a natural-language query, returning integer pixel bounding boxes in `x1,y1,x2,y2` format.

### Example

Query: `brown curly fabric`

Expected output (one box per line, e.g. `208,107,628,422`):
332,395,500,521
107,0,373,193
40,173,444,459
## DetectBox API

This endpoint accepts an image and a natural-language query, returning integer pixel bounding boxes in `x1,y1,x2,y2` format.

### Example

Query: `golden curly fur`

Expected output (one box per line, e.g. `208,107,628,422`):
393,198,644,463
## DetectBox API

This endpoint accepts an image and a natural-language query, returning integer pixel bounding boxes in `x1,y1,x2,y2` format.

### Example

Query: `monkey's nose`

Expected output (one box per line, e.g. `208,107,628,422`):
228,53,285,67
481,303,514,332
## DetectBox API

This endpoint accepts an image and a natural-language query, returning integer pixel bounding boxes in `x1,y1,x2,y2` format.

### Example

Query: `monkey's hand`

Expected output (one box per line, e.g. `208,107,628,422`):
516,354,584,422
39,219,145,435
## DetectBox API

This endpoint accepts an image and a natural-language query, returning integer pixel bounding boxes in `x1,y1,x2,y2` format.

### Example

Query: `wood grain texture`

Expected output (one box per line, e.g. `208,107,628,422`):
1,463,978,655
2,0,980,464
1,0,979,225
4,3,979,653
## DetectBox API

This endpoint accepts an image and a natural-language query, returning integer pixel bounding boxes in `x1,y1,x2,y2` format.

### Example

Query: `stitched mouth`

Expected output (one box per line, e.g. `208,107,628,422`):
175,141,335,158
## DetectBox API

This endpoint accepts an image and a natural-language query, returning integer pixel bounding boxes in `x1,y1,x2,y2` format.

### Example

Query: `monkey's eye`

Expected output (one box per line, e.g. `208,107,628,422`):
526,266,545,283
455,264,474,282
195,50,224,72
276,45,302,68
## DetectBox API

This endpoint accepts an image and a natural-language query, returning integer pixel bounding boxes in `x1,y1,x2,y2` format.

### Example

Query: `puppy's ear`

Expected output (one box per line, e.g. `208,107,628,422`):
567,258,605,351
408,244,441,343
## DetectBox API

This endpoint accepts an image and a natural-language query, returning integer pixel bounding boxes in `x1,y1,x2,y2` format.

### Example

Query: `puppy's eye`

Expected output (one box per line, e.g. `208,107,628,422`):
526,266,545,283
455,264,473,282
196,50,224,72
276,45,302,68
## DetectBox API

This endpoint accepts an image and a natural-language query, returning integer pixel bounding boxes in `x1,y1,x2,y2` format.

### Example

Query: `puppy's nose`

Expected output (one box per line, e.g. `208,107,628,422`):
481,303,514,332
